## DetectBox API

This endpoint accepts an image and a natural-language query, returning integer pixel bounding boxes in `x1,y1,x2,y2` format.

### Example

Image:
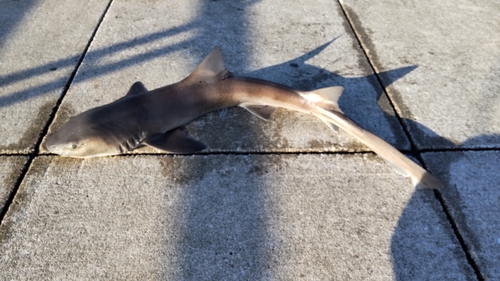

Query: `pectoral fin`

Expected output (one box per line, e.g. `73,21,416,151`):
240,103,277,120
143,127,206,154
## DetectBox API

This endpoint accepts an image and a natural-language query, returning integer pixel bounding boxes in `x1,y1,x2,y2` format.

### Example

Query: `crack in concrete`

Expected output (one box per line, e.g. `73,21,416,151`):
0,0,115,236
0,1,493,278
336,1,485,280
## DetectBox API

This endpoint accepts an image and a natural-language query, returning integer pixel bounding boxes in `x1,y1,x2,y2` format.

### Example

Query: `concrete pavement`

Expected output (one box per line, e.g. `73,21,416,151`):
1,0,498,279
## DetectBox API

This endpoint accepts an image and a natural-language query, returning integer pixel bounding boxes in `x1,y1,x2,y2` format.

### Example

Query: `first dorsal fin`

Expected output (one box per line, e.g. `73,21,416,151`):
184,47,232,84
126,81,148,96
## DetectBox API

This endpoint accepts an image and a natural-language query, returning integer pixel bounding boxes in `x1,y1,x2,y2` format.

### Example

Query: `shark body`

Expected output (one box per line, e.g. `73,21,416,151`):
46,47,442,189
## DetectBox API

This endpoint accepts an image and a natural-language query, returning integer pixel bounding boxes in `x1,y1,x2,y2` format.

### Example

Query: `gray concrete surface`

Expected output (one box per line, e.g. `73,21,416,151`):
340,0,500,149
0,0,498,280
0,157,27,215
0,0,111,154
0,155,474,280
423,151,500,280
340,0,500,279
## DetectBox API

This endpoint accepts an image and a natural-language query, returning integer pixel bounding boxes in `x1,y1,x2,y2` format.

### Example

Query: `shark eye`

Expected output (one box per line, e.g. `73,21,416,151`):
70,143,78,149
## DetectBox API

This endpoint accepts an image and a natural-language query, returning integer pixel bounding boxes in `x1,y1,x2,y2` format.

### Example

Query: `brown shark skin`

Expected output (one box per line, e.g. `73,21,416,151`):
46,48,442,189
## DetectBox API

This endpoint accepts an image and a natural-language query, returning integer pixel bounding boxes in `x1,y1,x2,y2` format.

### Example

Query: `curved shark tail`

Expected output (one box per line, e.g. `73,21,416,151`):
303,86,443,190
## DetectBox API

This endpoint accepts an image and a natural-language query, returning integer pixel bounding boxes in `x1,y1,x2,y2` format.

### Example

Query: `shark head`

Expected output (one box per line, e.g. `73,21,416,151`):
45,114,121,158
46,82,151,158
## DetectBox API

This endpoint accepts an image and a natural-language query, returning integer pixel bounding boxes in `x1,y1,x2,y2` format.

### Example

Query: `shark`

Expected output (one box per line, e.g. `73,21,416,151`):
45,47,442,189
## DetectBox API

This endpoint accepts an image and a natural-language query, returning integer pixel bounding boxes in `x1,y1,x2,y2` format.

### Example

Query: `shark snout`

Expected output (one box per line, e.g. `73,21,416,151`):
44,134,60,154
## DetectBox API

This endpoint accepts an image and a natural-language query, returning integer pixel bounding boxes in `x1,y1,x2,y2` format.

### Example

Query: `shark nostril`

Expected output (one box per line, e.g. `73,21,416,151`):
46,144,56,153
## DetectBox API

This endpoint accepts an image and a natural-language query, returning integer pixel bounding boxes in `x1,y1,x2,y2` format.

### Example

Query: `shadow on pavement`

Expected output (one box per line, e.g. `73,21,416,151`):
391,131,499,280
3,0,487,278
171,1,270,279
0,0,39,50
173,35,450,279
387,57,500,280
0,0,263,109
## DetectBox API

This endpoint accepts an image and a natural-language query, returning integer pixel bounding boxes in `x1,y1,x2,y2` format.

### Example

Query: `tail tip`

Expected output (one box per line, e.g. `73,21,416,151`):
412,172,444,190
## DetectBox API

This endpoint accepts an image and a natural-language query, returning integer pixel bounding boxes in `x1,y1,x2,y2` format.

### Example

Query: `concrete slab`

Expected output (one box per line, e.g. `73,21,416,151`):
339,0,500,149
0,1,111,153
0,157,27,215
41,0,412,155
423,151,500,279
0,154,473,280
